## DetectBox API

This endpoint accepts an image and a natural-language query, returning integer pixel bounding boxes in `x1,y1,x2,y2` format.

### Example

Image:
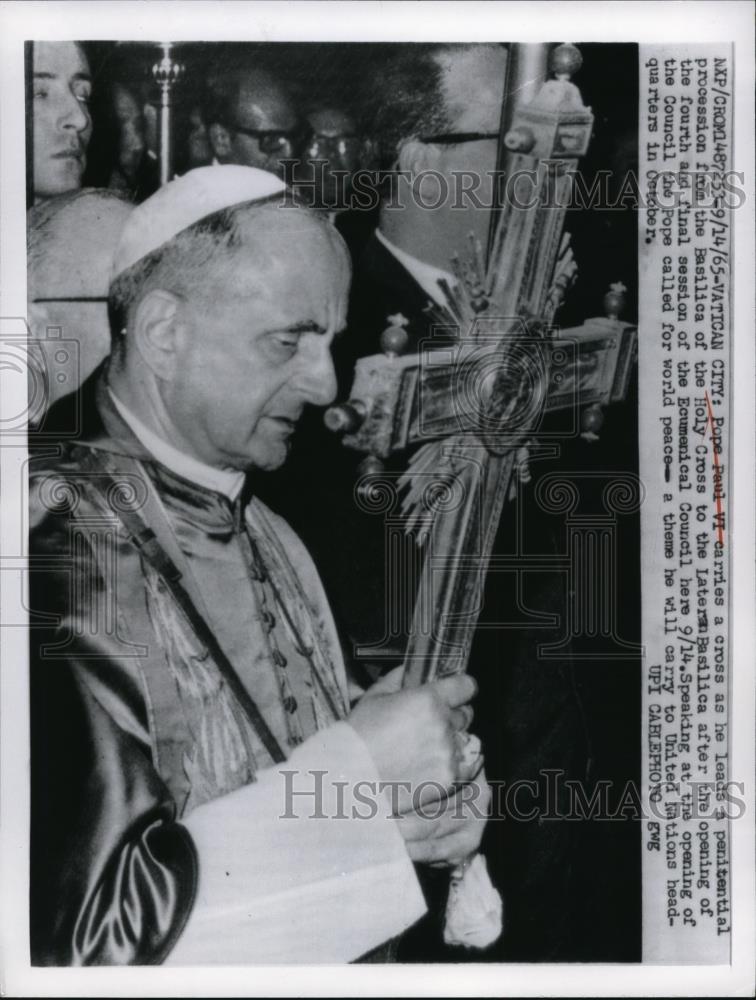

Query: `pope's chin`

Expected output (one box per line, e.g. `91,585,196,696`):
234,422,295,473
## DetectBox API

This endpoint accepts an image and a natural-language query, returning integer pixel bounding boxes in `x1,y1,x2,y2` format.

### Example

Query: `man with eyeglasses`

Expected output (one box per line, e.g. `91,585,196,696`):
204,66,301,177
341,43,507,359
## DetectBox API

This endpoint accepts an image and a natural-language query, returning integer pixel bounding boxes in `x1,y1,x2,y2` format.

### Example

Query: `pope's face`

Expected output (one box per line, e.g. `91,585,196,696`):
165,212,349,472
32,42,92,202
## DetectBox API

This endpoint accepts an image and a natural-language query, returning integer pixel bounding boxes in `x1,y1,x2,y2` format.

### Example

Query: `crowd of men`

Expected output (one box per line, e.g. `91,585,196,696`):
27,40,640,966
32,42,374,214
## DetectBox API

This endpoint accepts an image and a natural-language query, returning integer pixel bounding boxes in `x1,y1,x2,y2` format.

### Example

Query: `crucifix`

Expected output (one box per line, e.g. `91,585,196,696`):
325,43,638,688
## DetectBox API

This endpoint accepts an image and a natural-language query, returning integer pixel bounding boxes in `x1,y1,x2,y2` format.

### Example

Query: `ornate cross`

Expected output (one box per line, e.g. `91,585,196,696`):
325,44,638,687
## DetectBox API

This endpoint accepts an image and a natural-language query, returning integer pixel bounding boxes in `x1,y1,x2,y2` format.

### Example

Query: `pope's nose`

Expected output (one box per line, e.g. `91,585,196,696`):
295,333,338,407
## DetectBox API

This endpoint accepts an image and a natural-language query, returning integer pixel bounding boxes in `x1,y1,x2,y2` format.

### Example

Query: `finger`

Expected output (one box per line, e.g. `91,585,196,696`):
395,787,485,839
390,773,454,814
394,808,446,844
456,750,485,784
454,732,484,781
432,673,477,709
363,665,404,698
397,804,464,850
413,776,454,810
450,705,474,732
405,822,485,866
399,775,490,839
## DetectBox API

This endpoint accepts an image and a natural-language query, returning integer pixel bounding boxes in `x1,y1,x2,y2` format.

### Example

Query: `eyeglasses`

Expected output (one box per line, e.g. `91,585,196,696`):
306,132,359,148
226,122,304,158
303,132,362,162
419,131,500,145
33,297,107,303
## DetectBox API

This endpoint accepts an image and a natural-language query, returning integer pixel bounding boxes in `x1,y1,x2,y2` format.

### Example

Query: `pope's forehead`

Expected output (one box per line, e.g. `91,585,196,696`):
201,206,350,306
234,205,348,264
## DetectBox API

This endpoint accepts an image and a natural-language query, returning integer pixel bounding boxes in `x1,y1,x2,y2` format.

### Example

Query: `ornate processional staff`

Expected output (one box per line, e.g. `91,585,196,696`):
151,42,184,186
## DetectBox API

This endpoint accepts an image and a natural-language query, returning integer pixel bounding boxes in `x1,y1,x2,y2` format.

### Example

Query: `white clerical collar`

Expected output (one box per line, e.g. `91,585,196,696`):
375,228,457,308
108,389,245,501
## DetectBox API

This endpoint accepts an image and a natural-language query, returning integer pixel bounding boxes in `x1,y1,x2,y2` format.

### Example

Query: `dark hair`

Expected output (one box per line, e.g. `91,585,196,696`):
201,59,289,131
357,43,460,169
200,69,241,131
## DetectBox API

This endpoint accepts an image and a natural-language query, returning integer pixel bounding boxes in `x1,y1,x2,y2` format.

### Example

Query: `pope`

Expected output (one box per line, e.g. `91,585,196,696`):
29,165,489,966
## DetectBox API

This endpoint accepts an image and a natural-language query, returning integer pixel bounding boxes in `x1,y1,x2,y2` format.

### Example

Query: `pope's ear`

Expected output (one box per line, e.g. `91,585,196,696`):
396,137,438,176
208,122,232,161
132,289,182,380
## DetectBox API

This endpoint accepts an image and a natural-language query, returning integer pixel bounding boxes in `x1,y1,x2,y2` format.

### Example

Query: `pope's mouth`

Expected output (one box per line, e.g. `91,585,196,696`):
266,415,298,433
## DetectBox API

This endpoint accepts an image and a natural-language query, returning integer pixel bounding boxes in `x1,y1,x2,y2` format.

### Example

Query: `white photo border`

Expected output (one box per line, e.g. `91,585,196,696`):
1,2,753,996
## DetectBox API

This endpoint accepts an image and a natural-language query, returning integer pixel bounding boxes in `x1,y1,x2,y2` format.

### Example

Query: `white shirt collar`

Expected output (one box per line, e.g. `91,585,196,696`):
374,228,457,308
108,388,245,502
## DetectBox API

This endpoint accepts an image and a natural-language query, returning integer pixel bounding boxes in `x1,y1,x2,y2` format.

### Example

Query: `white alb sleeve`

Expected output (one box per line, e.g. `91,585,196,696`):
166,720,426,964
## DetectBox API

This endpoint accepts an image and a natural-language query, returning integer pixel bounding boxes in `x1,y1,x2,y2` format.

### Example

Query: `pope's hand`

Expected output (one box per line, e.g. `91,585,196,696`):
347,672,477,811
398,766,491,867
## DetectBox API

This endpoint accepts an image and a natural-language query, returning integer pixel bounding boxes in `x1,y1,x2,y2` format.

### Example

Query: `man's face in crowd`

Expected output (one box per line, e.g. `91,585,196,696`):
211,71,300,176
164,210,349,472
113,84,146,182
186,106,212,169
391,45,506,260
301,107,362,209
431,45,507,247
32,42,92,202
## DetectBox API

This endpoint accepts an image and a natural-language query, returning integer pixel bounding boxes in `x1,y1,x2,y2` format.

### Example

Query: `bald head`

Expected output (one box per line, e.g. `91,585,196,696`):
27,188,133,409
29,188,133,300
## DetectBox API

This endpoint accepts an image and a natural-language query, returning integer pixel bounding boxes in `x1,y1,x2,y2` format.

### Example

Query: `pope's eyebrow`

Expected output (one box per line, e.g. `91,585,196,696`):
276,321,327,335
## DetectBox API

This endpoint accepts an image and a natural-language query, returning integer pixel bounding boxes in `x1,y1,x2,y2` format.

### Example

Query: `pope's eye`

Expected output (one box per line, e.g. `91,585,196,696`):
271,332,300,354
